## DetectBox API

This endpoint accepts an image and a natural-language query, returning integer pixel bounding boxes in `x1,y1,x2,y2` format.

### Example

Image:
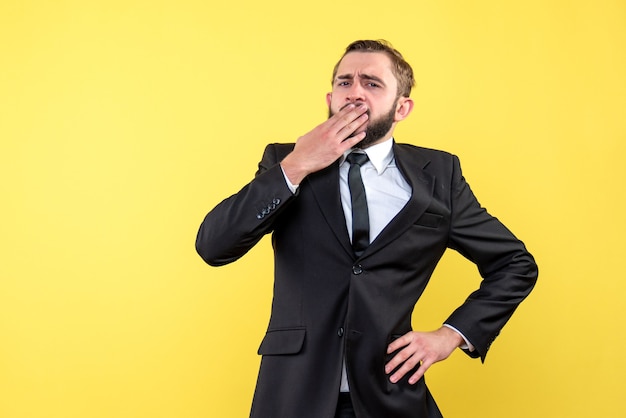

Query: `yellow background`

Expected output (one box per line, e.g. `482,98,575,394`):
1,0,625,417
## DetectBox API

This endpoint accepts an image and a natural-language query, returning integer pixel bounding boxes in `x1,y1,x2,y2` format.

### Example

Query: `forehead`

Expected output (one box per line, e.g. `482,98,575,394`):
335,52,395,81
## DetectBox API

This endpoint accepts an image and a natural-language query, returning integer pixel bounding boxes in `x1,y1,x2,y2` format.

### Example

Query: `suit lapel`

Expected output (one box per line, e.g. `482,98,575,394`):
306,161,354,257
362,143,435,258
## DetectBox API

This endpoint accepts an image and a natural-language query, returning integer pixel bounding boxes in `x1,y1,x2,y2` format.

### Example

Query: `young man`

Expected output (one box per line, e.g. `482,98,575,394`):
196,40,537,418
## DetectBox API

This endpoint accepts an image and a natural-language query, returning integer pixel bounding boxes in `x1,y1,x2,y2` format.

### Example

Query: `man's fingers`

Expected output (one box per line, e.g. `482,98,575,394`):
385,331,448,385
388,350,422,383
408,360,433,385
388,352,435,385
286,102,369,179
338,113,368,139
387,334,411,354
329,103,369,134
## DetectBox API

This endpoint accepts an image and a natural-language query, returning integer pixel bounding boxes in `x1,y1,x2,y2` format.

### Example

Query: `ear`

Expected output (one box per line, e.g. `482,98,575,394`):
394,97,414,122
326,92,332,107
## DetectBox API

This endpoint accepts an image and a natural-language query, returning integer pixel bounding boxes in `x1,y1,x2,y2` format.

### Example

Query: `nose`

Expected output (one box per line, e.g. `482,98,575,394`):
346,83,365,103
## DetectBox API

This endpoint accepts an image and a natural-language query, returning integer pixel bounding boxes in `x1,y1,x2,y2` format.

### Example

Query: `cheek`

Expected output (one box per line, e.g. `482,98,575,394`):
330,93,345,108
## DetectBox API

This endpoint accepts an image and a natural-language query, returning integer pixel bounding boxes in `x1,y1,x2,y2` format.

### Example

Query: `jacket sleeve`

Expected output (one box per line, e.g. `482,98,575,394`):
195,143,296,266
444,155,538,361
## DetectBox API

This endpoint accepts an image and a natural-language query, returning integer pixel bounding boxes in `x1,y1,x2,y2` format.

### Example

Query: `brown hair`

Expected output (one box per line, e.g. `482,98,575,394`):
331,39,415,97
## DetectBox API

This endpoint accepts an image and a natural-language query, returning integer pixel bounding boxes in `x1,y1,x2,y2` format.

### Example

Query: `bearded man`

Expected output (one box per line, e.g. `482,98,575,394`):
196,40,537,418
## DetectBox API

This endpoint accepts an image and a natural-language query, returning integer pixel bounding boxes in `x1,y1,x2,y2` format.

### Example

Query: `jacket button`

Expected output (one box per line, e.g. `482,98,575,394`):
272,198,281,205
337,327,344,337
352,265,363,275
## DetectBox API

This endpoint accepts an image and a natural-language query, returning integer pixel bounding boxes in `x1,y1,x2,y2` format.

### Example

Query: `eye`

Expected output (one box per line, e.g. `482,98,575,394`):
337,81,350,87
366,82,380,88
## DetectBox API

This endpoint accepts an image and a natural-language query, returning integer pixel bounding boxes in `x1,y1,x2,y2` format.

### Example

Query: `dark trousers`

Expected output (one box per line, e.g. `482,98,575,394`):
334,393,356,418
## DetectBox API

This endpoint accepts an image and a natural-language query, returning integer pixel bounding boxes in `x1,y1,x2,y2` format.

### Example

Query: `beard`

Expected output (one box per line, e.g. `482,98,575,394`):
329,101,397,149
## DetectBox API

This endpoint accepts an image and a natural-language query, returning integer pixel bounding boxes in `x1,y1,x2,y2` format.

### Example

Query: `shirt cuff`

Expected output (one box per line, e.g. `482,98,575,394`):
443,324,475,352
280,164,299,194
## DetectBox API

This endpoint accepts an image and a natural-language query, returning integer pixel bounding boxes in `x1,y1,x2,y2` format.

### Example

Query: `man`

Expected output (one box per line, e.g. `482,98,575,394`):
196,40,537,418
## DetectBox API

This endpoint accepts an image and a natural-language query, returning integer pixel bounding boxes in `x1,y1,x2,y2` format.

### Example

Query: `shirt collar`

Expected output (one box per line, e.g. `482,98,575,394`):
341,137,395,175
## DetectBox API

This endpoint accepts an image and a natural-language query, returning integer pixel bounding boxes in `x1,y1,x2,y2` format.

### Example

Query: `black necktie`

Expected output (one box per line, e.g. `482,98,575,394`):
346,152,370,257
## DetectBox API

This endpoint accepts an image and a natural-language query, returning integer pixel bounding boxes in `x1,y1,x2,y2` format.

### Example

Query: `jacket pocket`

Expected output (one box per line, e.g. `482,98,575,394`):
257,327,306,356
413,212,443,229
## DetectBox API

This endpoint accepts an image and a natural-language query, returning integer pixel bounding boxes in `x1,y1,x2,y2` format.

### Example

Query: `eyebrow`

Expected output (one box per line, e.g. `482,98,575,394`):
336,73,386,86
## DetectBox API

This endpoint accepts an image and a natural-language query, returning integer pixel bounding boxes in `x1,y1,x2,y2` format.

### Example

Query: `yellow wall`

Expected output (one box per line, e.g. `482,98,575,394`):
1,0,624,417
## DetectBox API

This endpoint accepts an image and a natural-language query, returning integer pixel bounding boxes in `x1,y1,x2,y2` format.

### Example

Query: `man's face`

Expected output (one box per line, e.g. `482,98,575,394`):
327,52,402,148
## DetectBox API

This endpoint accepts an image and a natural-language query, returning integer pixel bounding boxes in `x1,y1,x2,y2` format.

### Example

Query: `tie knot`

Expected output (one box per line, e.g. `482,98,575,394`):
346,152,369,167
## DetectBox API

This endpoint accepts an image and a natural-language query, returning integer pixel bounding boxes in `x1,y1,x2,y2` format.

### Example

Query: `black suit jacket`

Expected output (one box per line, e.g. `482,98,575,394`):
196,142,538,418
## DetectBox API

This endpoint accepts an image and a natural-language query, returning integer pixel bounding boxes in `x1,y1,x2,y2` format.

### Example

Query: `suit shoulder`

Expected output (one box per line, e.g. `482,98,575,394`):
395,142,453,158
256,143,295,174
394,142,458,168
264,143,295,161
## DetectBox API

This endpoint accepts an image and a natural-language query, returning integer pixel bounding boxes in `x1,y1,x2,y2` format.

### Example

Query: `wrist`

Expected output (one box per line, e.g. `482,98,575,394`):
280,153,309,185
439,325,464,348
